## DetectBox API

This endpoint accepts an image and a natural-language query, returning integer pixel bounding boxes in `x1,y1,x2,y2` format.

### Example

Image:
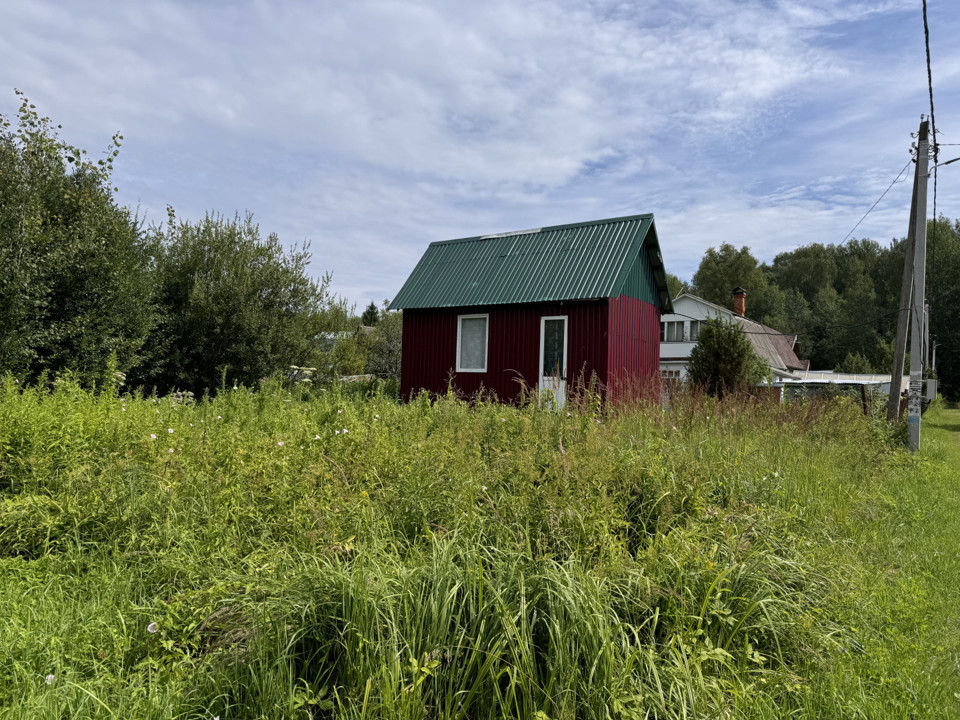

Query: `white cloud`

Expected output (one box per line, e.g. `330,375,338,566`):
1,0,957,301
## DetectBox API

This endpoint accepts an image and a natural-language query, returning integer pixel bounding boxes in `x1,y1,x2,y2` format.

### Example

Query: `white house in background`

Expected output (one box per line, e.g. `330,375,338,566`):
659,289,809,382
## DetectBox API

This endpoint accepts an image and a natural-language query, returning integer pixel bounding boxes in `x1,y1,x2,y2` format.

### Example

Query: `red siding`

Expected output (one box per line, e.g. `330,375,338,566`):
400,301,609,401
606,295,662,401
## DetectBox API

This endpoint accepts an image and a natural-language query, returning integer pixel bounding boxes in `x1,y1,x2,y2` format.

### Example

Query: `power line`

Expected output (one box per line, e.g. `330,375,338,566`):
923,0,938,219
841,158,912,243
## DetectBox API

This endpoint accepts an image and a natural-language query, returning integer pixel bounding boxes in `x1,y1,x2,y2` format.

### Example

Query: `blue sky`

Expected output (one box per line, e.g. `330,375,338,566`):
2,0,958,307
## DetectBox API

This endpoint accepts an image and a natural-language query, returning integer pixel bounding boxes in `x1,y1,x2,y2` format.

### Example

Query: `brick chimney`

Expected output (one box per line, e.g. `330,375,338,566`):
732,287,746,317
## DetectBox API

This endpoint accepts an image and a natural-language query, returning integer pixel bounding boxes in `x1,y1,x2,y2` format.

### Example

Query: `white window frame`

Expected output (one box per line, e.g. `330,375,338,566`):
539,315,568,379
661,320,683,343
456,313,489,373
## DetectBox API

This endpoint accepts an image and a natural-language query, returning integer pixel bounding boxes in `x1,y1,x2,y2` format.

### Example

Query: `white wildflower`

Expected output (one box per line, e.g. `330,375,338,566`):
45,674,56,685
150,434,157,440
147,622,158,633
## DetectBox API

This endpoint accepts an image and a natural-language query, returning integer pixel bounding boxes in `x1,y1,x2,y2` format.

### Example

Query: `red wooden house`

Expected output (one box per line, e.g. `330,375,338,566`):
389,214,673,403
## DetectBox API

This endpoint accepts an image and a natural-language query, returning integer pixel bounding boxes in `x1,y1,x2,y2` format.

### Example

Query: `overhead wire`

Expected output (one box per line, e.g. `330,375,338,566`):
840,158,912,243
834,3,940,248
922,0,939,361
664,4,943,354
923,0,939,221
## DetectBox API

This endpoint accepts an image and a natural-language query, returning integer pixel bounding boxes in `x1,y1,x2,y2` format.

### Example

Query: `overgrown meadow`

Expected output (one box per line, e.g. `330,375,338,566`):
0,376,955,718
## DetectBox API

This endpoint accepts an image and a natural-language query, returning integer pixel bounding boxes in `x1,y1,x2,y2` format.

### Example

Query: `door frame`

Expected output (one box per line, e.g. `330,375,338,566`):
539,314,568,390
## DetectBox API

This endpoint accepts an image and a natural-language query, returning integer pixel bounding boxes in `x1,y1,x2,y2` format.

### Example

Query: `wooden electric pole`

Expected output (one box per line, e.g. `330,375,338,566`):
886,122,924,423
907,120,930,451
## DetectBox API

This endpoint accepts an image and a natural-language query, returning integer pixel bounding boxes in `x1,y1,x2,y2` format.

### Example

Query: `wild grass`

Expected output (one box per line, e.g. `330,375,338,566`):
0,375,956,718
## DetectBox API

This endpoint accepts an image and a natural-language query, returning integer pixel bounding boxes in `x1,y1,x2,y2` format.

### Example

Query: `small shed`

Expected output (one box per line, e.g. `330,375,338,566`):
389,214,673,403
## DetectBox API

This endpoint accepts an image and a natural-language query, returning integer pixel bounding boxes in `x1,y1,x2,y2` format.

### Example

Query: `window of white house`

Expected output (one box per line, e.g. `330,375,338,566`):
689,320,701,341
660,321,684,342
457,314,488,372
661,369,681,380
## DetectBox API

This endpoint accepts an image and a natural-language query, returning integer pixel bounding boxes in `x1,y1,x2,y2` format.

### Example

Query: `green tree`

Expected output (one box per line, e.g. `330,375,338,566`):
687,317,767,397
361,301,380,326
927,216,960,398
135,210,331,394
0,92,154,386
691,244,774,318
665,272,688,300
330,333,368,378
769,243,837,301
365,306,402,380
835,352,874,374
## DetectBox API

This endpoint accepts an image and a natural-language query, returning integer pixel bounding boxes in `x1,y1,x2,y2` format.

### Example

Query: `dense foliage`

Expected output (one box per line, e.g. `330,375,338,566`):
134,211,331,394
926,217,960,399
360,301,381,326
689,223,960,397
687,317,767,396
1,379,956,718
0,95,348,396
0,91,154,386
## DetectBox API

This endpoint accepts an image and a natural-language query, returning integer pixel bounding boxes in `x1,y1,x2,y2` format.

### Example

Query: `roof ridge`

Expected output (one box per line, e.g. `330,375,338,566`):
428,213,654,247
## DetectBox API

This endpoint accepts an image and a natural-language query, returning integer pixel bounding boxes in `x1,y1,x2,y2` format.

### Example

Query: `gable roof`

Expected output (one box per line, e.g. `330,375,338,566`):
668,292,808,375
737,316,808,373
390,214,672,312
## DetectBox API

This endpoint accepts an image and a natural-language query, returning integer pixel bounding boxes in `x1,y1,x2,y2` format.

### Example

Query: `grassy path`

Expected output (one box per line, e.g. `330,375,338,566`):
818,405,960,717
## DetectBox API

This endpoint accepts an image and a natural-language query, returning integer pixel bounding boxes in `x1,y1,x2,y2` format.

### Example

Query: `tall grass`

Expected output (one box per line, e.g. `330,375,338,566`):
0,375,951,718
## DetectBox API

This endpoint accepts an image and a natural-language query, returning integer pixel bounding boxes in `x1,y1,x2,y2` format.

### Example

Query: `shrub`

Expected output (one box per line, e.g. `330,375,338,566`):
134,210,332,394
687,317,767,397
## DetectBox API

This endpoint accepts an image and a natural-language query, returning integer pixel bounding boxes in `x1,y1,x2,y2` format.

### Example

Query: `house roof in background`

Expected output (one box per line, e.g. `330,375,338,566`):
389,214,672,312
666,292,808,374
737,316,808,373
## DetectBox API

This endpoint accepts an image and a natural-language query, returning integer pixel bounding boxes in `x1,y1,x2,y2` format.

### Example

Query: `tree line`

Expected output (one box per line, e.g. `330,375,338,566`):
0,93,398,396
670,218,960,399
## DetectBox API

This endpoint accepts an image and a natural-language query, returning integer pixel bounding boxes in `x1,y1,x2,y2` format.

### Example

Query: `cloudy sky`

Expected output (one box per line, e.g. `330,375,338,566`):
2,0,958,306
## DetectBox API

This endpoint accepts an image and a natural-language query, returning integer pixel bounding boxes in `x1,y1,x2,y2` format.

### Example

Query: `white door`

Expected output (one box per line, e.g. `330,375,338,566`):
539,316,568,408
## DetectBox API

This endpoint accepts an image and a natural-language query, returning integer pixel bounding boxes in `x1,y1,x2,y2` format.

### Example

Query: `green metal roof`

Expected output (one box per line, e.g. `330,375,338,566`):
389,214,673,312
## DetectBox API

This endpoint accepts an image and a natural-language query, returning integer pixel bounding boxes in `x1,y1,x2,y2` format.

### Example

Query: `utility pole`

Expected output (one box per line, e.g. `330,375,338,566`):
886,123,922,422
908,120,930,451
